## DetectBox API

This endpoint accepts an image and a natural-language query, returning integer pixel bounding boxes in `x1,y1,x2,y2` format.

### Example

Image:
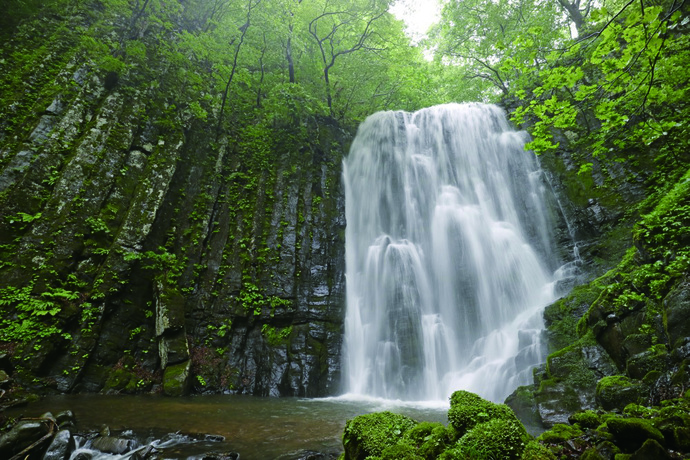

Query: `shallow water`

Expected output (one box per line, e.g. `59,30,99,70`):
5,394,448,459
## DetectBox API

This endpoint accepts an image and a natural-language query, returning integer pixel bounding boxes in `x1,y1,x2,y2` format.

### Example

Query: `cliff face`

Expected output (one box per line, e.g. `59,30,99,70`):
508,133,690,430
0,11,349,397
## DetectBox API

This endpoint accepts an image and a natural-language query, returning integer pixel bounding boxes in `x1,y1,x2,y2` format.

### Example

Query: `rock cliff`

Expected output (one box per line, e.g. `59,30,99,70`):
0,10,349,397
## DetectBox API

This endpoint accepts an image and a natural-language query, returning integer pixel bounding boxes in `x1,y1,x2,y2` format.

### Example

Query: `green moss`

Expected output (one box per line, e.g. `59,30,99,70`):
569,410,602,429
521,440,556,460
543,283,601,352
162,360,190,397
379,443,423,460
596,375,644,411
448,390,523,436
456,418,528,460
623,403,658,419
342,411,417,460
606,417,665,452
537,423,584,444
545,337,598,388
400,422,452,459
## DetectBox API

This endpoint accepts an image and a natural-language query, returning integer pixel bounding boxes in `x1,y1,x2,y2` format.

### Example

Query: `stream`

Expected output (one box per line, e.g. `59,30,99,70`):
5,394,448,459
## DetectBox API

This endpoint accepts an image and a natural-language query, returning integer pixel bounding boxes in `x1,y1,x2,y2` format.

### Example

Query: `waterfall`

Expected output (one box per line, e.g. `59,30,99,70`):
342,103,561,403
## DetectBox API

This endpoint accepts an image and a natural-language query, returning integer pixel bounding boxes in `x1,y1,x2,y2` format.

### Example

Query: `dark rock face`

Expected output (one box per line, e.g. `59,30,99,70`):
44,429,75,460
0,419,52,457
0,13,349,397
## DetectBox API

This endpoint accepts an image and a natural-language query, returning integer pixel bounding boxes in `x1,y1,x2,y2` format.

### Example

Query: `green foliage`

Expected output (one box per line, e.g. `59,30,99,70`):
456,418,528,460
521,440,557,460
537,423,584,444
0,280,76,342
342,411,418,459
569,410,602,429
261,324,292,346
448,390,523,436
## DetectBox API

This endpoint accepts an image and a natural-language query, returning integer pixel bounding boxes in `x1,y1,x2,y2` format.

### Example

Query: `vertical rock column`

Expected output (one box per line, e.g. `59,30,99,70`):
155,279,191,396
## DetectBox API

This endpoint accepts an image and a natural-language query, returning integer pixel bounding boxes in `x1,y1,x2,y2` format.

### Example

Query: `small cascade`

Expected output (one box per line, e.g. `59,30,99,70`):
342,103,565,402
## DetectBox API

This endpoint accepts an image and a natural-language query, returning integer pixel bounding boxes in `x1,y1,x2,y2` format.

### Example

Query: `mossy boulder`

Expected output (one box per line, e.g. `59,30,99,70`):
568,409,602,429
606,417,665,452
379,443,424,460
162,360,191,396
342,411,417,460
537,422,584,444
448,390,523,436
626,348,670,380
402,421,452,458
505,385,542,434
456,418,528,460
629,438,671,459
596,375,644,411
520,440,556,460
655,403,690,450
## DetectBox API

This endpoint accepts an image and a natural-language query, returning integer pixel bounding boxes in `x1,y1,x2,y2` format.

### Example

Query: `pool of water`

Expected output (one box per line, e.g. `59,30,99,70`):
5,394,449,459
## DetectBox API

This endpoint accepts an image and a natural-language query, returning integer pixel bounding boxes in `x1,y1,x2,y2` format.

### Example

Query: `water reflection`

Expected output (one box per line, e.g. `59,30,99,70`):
5,395,447,459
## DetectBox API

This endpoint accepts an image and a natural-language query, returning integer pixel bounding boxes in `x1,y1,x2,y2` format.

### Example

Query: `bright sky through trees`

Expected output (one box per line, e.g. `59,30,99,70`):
390,0,441,42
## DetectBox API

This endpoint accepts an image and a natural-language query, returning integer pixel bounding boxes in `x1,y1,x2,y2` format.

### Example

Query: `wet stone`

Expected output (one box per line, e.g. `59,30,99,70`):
43,429,75,460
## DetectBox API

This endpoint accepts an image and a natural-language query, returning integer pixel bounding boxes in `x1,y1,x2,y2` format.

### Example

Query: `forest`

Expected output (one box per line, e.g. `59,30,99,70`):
0,0,689,458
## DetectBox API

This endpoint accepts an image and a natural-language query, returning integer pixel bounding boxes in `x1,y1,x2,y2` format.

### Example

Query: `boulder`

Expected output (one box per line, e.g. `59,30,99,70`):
595,376,644,411
630,438,671,459
90,435,137,454
606,417,665,452
342,411,417,460
43,429,75,460
665,280,690,348
163,360,191,396
0,419,52,458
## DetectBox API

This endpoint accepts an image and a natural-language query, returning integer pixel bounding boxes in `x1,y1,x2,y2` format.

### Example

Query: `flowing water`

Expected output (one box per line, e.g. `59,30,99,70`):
4,395,447,459
342,103,563,403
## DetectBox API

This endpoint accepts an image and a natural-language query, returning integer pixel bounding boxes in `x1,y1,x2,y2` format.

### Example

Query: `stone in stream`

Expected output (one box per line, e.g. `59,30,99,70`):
43,429,75,460
0,419,53,458
187,453,239,460
90,435,138,454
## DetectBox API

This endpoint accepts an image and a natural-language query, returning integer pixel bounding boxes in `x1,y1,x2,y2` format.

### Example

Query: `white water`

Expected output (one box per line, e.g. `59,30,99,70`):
342,103,562,403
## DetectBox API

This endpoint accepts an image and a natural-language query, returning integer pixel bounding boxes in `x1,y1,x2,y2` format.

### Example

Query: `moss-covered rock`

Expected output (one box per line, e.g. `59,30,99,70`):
448,390,523,436
162,360,191,396
536,422,584,444
606,417,665,452
629,438,671,459
342,411,417,460
401,421,452,458
596,375,644,411
379,443,424,460
456,418,528,460
568,409,602,429
520,440,557,460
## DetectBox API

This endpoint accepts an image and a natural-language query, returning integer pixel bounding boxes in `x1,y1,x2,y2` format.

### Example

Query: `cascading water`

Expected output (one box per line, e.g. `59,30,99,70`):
342,103,563,403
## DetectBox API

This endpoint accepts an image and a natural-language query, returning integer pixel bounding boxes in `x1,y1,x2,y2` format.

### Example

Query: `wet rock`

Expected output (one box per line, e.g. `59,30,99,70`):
626,349,670,380
0,419,52,458
90,435,137,454
55,410,75,428
203,434,225,442
607,417,665,452
73,452,94,460
163,359,191,396
630,438,671,459
535,380,591,427
595,375,644,411
187,453,239,460
505,386,542,435
287,451,340,460
43,429,75,460
665,280,690,348
0,369,10,387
